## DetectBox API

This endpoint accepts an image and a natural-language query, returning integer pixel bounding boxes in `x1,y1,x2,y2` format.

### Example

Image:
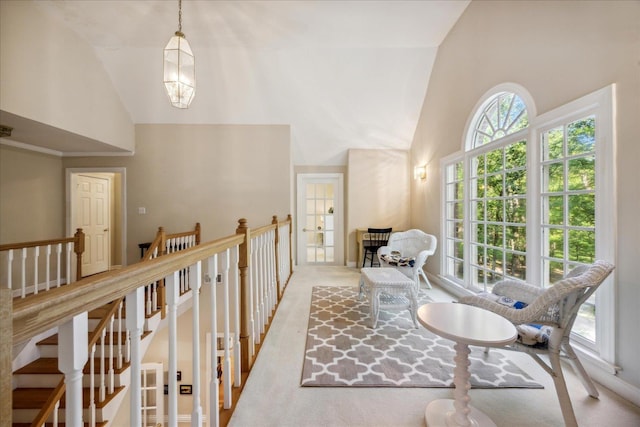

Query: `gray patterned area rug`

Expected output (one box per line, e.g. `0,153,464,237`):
301,286,543,388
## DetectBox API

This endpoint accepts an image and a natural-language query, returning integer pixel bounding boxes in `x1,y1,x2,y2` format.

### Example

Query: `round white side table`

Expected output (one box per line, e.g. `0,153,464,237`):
417,302,517,427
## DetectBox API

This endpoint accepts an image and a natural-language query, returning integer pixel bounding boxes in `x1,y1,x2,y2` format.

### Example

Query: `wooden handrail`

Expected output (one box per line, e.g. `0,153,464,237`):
13,234,244,344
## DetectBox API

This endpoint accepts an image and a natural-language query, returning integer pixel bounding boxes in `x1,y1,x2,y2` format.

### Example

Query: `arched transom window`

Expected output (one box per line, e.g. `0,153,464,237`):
472,92,529,148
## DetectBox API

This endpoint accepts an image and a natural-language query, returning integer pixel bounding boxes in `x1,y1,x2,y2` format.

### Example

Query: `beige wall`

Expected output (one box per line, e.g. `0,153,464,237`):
0,145,64,243
347,149,410,265
0,1,134,151
63,124,291,265
410,1,640,388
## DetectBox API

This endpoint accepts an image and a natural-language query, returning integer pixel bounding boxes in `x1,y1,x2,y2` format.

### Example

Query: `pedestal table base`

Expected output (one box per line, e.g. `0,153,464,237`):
425,399,496,427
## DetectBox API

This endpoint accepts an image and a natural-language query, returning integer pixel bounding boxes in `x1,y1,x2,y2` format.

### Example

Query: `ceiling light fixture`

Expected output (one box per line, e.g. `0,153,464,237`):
163,0,195,109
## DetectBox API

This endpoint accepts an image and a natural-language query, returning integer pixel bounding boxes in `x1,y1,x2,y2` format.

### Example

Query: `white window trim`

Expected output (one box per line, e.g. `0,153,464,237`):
441,84,617,365
531,85,617,363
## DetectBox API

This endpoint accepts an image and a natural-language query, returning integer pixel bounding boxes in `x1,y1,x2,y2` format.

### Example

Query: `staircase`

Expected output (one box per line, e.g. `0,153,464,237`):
11,299,158,426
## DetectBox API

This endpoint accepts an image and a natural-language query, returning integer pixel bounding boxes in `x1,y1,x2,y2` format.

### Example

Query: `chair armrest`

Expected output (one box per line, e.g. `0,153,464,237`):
493,280,544,304
458,295,556,326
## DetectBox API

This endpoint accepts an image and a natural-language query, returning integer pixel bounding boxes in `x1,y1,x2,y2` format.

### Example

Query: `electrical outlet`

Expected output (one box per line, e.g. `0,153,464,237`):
216,274,222,283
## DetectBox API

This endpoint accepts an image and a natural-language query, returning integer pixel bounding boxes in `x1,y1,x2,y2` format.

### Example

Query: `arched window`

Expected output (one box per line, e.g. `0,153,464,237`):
471,92,529,148
441,85,616,362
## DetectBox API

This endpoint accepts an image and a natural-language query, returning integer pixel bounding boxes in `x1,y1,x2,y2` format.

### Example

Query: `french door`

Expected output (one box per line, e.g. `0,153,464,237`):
296,173,344,265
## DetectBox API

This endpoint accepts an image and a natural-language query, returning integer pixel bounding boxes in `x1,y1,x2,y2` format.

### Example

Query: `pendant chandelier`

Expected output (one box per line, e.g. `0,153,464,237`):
163,0,195,108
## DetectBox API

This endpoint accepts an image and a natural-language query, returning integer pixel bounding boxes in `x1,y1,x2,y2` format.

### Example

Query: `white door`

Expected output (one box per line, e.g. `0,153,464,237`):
141,362,164,427
75,174,110,276
296,174,344,265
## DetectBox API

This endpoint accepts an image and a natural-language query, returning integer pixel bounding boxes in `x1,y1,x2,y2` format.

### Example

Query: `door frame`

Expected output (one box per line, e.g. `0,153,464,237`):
296,173,344,266
65,167,127,270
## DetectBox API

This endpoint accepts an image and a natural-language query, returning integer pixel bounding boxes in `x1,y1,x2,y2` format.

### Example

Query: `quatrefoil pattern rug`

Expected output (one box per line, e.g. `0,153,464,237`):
301,286,543,388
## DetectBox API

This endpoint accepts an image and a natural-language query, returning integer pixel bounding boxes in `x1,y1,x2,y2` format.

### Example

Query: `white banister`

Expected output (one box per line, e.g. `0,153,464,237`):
247,238,255,359
108,315,115,394
166,271,180,426
191,260,203,427
58,312,88,427
126,287,145,427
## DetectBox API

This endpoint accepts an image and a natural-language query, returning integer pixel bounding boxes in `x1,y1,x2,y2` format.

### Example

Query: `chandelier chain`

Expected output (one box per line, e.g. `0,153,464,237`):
178,0,182,33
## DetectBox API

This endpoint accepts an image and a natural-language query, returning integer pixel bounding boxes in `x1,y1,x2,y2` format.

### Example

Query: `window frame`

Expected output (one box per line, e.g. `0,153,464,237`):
440,84,616,364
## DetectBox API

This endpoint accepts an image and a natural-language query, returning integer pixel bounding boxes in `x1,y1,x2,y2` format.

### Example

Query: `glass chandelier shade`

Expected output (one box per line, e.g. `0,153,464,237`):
163,1,195,109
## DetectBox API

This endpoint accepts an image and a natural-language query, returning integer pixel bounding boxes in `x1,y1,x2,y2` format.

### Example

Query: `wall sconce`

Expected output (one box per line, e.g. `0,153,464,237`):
414,165,427,180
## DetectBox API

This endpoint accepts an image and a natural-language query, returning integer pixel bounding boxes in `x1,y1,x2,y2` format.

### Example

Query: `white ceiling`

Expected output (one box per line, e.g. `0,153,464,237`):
16,1,469,165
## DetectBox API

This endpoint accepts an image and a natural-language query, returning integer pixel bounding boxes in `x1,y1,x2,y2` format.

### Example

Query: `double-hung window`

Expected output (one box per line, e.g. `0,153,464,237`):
441,85,616,363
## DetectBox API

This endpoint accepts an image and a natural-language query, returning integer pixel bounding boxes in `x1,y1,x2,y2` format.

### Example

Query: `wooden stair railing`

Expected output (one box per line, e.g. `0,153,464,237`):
29,298,126,427
6,215,294,427
0,229,85,297
12,224,199,427
141,223,201,319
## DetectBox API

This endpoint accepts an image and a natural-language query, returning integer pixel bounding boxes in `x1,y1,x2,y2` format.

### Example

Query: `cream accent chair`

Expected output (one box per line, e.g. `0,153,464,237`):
377,229,437,289
458,260,614,427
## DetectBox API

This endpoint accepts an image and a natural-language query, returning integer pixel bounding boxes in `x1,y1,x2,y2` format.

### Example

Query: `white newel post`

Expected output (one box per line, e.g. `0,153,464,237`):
166,271,180,427
126,287,144,427
58,312,88,427
191,260,203,427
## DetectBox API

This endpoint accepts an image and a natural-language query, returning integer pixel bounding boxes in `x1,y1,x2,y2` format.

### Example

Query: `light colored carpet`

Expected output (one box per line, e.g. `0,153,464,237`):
228,265,640,427
302,286,542,388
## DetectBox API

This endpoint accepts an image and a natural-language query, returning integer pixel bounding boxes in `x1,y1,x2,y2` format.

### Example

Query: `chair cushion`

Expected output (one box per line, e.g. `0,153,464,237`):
476,292,551,346
379,253,415,267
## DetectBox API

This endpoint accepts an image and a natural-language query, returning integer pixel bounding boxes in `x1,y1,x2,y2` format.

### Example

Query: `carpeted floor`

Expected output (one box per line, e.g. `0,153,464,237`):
301,286,542,388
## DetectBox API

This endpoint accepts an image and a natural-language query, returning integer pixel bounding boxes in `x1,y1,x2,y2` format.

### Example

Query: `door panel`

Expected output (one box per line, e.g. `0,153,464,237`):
297,174,344,265
76,174,110,276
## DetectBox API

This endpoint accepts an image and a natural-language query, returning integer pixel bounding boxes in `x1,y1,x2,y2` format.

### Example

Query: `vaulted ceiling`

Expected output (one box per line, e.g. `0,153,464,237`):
10,1,469,165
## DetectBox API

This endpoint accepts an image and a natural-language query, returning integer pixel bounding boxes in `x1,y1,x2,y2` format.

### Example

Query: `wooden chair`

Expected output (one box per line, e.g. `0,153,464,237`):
458,260,614,427
361,227,392,267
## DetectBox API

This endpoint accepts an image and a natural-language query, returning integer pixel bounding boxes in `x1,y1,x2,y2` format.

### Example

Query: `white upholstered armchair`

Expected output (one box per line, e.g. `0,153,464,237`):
377,229,437,289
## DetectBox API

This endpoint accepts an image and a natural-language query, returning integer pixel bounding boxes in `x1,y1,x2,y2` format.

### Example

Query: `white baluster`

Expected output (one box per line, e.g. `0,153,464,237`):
100,328,106,402
20,247,27,298
53,400,60,427
191,260,203,426
6,249,13,291
56,243,62,287
45,245,51,291
117,301,124,369
58,312,88,427
251,238,261,345
166,271,180,426
108,315,115,394
89,343,96,427
208,255,220,427
247,239,255,360
126,287,145,427
231,246,242,388
33,246,39,294
220,249,232,409
66,242,72,283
